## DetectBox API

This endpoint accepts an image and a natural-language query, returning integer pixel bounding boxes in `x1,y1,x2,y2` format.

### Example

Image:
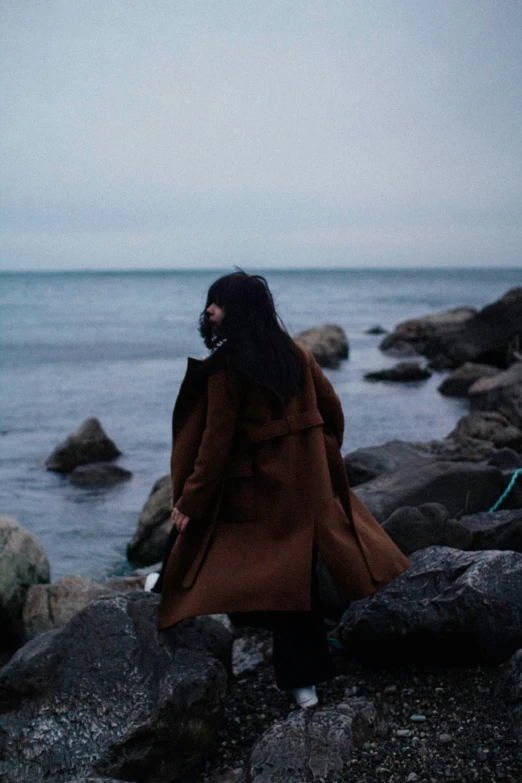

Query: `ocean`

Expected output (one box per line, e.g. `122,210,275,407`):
1,267,520,581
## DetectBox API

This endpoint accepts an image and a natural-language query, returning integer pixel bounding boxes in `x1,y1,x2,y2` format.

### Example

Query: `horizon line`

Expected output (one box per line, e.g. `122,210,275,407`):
1,264,521,274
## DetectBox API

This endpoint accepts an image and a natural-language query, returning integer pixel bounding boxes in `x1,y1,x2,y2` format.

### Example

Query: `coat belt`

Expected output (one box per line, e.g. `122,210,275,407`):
240,409,324,444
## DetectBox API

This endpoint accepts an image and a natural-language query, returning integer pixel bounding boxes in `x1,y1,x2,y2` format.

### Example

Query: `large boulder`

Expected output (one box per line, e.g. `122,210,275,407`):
354,460,505,523
344,437,498,487
0,515,50,648
380,288,522,369
338,546,522,664
382,503,473,556
0,592,231,783
248,699,376,783
127,475,173,565
45,418,121,473
458,509,522,553
364,362,431,383
438,362,500,397
69,463,132,487
469,361,522,429
448,411,522,451
293,324,349,369
379,307,476,366
23,576,117,640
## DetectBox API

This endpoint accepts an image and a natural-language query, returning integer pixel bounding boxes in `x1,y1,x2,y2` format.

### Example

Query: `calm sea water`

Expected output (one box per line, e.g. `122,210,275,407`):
1,268,520,580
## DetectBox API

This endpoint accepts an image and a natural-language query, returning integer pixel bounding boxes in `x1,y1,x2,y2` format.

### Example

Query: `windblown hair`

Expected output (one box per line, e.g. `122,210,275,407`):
199,271,303,401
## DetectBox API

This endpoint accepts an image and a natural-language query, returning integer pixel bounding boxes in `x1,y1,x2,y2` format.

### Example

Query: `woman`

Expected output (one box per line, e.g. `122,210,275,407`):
155,271,409,708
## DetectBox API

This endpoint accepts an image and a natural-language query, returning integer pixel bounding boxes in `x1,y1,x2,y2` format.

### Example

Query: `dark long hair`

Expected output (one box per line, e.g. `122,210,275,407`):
199,271,303,401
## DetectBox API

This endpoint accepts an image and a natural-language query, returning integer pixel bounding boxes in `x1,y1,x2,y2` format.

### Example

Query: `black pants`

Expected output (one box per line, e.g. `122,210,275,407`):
231,551,335,690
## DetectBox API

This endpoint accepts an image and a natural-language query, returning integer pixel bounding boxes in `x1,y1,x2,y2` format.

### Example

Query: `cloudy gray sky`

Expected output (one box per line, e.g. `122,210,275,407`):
1,0,521,270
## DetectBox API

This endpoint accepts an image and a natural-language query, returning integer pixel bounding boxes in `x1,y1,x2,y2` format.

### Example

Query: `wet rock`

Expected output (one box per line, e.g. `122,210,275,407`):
364,362,431,383
23,576,116,640
366,325,387,335
438,362,500,397
487,448,521,471
45,418,121,473
354,460,505,523
69,463,132,487
339,546,522,664
449,411,522,451
458,509,522,553
469,361,522,429
127,475,173,565
0,592,231,783
293,324,349,369
0,515,50,648
382,503,472,556
379,307,476,365
411,435,497,463
248,699,376,782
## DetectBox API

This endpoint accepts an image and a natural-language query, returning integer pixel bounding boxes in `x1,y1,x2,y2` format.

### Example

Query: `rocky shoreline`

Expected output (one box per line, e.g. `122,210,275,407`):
1,287,521,782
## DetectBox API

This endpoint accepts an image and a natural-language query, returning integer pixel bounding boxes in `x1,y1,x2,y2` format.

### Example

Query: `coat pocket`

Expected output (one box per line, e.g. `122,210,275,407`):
220,457,256,523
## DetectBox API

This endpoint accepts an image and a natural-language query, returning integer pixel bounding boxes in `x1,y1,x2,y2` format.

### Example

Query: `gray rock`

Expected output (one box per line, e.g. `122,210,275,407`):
449,411,522,451
382,503,473,556
495,649,522,743
69,463,132,487
364,362,431,383
458,509,522,553
294,324,349,369
0,592,231,783
379,307,476,365
23,576,116,640
486,448,522,471
232,637,267,676
354,460,505,523
344,437,498,488
105,575,146,592
127,475,174,565
366,325,387,335
380,288,522,369
469,361,522,429
438,362,500,397
0,515,50,647
248,699,376,783
45,418,121,473
64,779,131,783
338,546,522,664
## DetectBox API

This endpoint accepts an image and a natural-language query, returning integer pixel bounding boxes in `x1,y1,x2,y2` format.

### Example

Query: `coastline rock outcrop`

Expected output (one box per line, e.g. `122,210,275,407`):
339,546,522,665
248,699,376,783
293,324,349,369
469,361,522,429
69,463,132,487
380,288,522,369
437,361,500,397
364,362,431,383
45,418,121,473
0,515,50,648
381,503,472,556
127,474,173,565
354,460,505,522
0,592,231,783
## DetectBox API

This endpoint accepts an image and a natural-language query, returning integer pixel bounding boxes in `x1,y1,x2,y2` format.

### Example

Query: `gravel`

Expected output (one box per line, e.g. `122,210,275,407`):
201,627,522,783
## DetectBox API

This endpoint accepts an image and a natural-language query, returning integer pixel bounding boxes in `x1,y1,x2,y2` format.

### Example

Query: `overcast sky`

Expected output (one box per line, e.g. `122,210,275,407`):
1,0,521,270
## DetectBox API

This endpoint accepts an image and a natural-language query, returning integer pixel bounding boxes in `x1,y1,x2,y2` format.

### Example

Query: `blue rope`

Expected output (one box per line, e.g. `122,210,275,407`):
488,468,522,513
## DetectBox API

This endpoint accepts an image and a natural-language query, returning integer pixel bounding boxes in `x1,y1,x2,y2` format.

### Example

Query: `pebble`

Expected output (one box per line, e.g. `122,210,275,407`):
439,733,453,744
396,729,411,737
410,714,427,722
384,684,398,694
407,774,418,782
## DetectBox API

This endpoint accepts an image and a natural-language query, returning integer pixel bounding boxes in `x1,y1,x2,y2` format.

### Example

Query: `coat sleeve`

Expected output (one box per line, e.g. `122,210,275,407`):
309,354,345,447
175,369,240,519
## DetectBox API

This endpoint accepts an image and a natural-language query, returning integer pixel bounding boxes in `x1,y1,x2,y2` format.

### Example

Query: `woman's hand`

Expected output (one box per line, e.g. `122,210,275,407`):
170,507,191,533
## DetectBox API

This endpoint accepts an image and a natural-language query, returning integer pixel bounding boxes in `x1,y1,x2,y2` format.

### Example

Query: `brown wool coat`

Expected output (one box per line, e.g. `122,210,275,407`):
158,347,410,629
